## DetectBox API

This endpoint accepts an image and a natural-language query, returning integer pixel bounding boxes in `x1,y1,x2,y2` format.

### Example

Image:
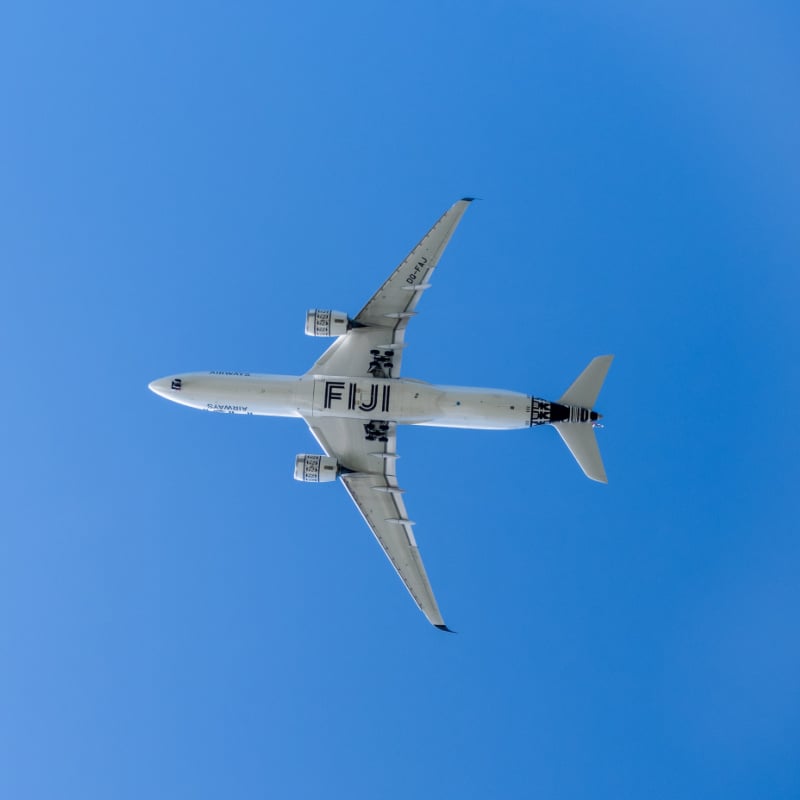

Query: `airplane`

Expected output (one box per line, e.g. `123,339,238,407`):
148,198,613,631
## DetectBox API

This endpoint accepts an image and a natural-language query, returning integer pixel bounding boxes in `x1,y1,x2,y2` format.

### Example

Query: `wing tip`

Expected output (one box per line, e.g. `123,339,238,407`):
435,624,457,633
460,196,476,203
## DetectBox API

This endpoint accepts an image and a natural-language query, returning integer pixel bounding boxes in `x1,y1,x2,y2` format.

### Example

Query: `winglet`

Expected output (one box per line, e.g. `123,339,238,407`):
435,624,457,633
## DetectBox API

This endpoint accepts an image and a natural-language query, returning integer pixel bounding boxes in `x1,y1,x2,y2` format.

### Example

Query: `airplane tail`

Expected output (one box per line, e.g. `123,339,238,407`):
553,355,613,483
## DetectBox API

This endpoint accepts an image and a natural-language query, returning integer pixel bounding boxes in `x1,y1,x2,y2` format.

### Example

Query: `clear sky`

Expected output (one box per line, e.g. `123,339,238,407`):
3,2,799,798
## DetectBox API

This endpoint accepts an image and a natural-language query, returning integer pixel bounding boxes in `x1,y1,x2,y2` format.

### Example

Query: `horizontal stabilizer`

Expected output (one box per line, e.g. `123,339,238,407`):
559,355,614,409
553,423,607,483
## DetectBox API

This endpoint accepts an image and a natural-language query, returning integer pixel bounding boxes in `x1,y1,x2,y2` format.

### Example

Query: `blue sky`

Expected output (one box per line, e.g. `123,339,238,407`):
2,2,799,798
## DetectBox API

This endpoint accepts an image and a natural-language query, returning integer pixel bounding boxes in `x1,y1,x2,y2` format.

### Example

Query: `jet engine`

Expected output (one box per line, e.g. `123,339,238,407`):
305,309,350,337
294,454,339,483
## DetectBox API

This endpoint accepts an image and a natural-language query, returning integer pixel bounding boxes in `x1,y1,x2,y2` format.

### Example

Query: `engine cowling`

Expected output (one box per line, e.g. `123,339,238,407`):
294,454,339,483
305,309,350,337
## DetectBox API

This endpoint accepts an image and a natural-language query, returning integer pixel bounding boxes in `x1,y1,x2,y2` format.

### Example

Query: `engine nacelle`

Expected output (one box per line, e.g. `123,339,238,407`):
305,309,350,337
294,454,339,483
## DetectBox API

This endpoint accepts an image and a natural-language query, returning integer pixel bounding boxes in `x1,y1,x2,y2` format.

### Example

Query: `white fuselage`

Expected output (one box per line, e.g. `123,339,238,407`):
149,372,536,430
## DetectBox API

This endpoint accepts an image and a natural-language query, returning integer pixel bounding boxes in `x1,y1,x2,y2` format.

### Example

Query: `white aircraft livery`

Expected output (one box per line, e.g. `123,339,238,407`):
149,199,613,631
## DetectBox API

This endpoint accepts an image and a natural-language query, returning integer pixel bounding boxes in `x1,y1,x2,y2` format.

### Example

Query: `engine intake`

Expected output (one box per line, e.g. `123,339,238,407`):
294,454,339,483
305,309,350,337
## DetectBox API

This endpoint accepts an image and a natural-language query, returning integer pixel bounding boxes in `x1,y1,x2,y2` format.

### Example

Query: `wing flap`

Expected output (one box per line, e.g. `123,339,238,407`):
354,198,474,328
307,199,473,378
341,472,446,627
304,416,448,628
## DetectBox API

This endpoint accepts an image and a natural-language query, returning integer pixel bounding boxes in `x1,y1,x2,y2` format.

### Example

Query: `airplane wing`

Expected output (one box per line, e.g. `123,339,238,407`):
307,198,474,379
304,416,451,630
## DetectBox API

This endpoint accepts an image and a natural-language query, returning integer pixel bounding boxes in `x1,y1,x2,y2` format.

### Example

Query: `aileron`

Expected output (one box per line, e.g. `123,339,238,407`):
307,198,473,380
304,415,447,628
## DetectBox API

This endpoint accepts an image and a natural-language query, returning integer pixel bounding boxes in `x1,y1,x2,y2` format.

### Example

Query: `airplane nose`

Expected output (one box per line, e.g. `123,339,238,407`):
148,379,164,397
148,378,173,398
